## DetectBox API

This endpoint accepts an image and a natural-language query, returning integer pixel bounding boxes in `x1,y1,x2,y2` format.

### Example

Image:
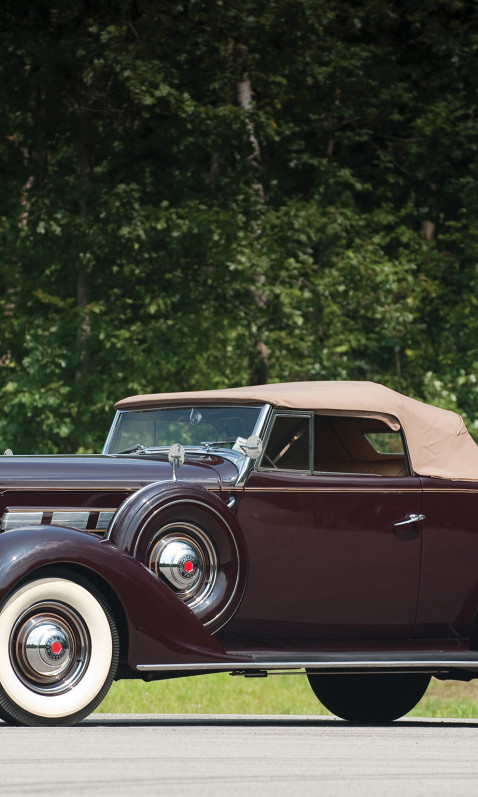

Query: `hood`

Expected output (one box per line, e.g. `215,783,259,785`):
0,453,238,492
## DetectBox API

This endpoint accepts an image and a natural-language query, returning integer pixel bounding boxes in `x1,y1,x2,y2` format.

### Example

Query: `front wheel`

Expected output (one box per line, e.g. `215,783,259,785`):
307,672,431,723
0,571,119,726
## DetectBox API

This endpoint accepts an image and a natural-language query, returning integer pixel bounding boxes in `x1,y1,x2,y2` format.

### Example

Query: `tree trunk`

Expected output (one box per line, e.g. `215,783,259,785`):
235,42,264,203
234,43,268,383
75,107,94,393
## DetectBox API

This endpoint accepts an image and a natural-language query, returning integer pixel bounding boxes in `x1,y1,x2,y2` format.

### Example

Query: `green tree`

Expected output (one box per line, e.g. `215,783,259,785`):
0,0,477,452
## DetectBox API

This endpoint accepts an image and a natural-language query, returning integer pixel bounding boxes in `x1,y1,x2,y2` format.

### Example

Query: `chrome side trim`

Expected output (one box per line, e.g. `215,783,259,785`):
97,510,115,530
1,511,43,530
422,488,478,494
51,510,89,530
0,484,156,491
1,507,116,533
137,654,478,673
242,487,422,494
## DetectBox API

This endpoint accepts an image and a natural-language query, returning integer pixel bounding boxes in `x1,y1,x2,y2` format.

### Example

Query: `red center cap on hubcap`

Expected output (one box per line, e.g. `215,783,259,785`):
184,560,194,573
51,641,62,654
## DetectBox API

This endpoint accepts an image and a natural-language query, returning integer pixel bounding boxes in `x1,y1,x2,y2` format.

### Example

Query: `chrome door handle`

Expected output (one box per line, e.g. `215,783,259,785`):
394,513,425,528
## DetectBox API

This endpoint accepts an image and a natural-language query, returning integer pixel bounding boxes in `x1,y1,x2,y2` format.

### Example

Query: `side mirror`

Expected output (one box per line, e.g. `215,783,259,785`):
239,435,263,460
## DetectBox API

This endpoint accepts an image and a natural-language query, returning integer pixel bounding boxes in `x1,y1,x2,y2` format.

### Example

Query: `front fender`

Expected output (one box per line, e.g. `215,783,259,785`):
0,526,232,669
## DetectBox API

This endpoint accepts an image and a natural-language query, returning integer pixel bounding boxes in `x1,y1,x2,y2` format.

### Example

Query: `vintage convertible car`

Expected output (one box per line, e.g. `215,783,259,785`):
1,380,478,726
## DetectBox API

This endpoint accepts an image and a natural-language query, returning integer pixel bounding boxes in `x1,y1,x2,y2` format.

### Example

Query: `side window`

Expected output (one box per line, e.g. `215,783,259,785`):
314,416,409,477
260,414,311,471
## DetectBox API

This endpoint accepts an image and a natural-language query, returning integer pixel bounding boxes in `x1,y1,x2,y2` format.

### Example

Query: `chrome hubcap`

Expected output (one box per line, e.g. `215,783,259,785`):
158,539,202,590
11,601,90,694
20,618,72,679
148,523,217,608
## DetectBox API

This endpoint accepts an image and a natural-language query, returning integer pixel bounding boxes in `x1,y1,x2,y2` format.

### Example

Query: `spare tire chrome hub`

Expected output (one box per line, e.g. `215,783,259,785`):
148,523,217,608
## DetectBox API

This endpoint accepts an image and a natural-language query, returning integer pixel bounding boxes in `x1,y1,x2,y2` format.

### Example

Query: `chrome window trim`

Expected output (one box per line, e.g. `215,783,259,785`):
256,410,314,474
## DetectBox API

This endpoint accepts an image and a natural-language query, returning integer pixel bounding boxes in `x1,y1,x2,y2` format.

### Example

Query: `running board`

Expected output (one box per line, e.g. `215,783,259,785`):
136,651,478,673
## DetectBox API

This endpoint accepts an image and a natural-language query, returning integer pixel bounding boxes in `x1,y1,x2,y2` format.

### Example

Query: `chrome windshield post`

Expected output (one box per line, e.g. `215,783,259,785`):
102,411,121,454
235,404,272,487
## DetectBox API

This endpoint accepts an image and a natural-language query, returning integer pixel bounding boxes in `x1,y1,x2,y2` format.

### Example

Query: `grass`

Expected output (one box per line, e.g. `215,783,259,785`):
95,673,478,719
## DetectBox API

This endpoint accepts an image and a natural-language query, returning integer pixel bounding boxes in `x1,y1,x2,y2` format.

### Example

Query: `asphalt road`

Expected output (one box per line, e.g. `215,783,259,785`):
1,714,477,796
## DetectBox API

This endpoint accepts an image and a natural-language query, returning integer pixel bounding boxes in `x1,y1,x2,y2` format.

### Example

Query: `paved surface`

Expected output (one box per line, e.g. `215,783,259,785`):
1,714,478,796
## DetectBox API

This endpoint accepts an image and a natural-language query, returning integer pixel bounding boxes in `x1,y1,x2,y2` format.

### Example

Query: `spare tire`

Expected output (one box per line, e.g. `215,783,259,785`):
108,482,247,632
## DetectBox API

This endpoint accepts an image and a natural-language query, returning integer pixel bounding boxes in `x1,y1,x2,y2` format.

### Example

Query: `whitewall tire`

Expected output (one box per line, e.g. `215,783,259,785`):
0,572,119,726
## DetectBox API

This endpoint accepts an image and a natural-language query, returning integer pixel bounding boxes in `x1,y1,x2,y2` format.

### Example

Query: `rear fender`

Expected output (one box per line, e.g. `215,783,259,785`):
0,526,230,670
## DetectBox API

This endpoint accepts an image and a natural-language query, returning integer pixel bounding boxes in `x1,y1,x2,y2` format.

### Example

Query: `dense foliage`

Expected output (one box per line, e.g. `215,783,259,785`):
0,0,477,452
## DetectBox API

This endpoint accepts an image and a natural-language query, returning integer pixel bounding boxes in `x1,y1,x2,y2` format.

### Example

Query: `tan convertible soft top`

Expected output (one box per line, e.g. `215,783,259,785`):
115,381,478,480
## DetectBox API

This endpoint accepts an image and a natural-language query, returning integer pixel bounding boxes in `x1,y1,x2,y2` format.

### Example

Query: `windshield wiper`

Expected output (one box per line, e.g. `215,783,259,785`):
117,443,173,455
200,439,236,451
118,440,238,456
116,443,147,454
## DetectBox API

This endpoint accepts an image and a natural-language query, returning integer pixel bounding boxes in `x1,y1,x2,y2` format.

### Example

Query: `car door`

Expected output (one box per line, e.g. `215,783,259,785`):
229,411,423,645
415,476,478,641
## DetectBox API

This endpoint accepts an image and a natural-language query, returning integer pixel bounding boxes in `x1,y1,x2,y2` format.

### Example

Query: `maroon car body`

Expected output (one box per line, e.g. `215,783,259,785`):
1,380,478,726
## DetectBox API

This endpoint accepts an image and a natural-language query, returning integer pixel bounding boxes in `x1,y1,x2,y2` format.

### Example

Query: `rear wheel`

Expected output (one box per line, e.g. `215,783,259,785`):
307,672,431,723
0,571,119,726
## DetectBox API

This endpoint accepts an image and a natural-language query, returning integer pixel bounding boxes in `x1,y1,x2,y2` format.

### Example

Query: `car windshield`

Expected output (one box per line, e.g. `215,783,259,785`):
105,406,263,454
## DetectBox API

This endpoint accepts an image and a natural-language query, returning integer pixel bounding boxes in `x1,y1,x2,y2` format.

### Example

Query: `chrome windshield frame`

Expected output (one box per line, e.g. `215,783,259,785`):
235,404,272,486
102,410,121,454
102,404,272,473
